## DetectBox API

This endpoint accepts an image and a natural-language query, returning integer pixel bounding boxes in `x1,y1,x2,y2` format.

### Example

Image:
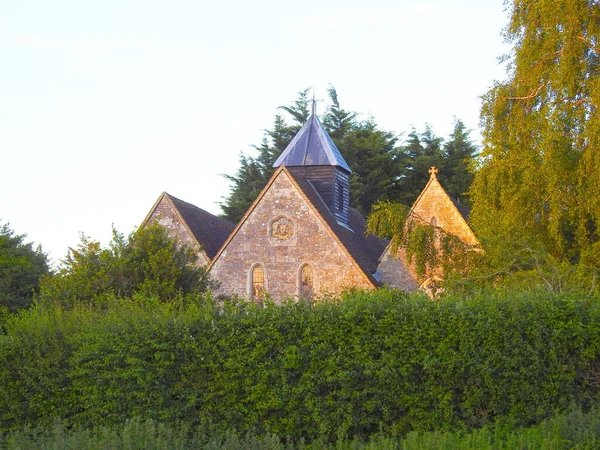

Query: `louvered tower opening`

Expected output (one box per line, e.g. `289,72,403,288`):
273,113,352,227
287,166,350,227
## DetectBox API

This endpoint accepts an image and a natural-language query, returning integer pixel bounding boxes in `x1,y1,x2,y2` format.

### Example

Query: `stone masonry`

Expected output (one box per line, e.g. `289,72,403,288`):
145,195,210,266
210,170,374,300
411,172,478,246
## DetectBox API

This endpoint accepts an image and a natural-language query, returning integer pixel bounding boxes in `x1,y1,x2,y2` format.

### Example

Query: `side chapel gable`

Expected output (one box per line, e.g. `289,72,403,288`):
142,192,235,266
410,167,478,246
376,167,478,292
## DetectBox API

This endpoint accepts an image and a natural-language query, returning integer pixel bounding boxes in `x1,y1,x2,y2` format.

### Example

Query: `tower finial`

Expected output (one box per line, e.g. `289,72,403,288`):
429,166,438,178
309,88,324,117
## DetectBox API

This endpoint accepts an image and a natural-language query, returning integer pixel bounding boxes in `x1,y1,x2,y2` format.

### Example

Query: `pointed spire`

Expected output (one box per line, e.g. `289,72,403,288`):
272,111,351,173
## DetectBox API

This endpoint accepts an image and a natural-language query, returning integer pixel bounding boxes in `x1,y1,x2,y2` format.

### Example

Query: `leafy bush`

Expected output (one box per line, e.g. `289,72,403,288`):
1,289,599,442
0,221,50,313
37,223,212,309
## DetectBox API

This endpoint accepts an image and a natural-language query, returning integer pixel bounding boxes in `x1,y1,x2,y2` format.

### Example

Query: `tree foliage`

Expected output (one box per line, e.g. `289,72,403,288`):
221,87,475,222
470,0,600,264
394,120,478,206
38,223,211,309
367,202,478,285
322,91,399,215
0,221,50,313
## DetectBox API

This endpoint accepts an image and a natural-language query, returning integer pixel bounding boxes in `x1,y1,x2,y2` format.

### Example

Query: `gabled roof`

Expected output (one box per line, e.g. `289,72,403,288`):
450,198,470,221
143,192,236,260
272,114,351,173
288,171,388,282
209,167,387,287
411,174,470,222
409,169,478,246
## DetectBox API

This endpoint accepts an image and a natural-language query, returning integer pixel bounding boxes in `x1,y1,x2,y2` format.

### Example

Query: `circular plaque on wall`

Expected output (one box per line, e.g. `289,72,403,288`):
270,217,294,241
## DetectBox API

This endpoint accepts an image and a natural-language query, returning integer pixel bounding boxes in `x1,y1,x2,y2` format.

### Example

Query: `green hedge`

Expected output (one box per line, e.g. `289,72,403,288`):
1,290,600,441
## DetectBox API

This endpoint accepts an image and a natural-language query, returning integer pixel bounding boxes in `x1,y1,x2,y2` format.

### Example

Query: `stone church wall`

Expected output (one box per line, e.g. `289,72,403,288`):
376,247,419,291
210,172,373,300
412,180,478,245
146,198,209,266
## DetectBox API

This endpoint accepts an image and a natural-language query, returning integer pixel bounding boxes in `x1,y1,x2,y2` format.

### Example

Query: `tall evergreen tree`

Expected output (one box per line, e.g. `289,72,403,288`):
470,0,600,263
336,118,399,215
322,88,399,215
394,125,446,205
322,85,356,140
220,90,310,222
221,87,401,220
443,119,478,205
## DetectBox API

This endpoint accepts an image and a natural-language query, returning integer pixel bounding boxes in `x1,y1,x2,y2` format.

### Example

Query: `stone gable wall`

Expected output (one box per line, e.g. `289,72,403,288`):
376,247,419,291
210,172,373,300
146,197,210,266
412,179,478,245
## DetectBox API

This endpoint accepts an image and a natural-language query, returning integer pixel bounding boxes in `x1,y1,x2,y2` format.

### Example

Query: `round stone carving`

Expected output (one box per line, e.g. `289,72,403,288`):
270,217,294,241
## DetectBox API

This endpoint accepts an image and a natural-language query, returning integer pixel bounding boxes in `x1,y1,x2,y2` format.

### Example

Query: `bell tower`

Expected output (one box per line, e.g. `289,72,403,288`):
273,109,351,227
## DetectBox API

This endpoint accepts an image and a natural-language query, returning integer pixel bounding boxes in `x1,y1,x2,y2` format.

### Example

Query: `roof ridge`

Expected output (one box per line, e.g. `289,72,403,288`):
286,170,387,286
165,192,235,226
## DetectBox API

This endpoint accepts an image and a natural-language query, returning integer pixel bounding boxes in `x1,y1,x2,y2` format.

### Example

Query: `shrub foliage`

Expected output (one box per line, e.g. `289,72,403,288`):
1,290,599,442
37,223,211,309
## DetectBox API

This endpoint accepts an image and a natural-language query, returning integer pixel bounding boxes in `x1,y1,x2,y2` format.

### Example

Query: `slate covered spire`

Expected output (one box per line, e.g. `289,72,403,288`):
272,110,351,173
273,107,352,227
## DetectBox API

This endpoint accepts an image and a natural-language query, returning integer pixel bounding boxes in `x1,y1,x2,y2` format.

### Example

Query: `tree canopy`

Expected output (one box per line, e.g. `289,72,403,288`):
221,88,476,222
38,223,211,309
0,221,50,313
470,0,600,266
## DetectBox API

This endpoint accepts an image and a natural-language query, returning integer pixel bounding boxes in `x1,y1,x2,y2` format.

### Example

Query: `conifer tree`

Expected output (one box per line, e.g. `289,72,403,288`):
394,126,447,205
322,88,399,215
443,119,478,205
220,90,310,222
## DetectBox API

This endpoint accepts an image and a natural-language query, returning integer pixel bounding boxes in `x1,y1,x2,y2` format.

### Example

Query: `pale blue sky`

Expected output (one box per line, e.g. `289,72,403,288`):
1,0,509,265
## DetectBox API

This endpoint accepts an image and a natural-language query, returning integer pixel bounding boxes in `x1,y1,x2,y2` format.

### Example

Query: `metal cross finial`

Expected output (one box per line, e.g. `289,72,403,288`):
310,88,323,116
429,166,438,178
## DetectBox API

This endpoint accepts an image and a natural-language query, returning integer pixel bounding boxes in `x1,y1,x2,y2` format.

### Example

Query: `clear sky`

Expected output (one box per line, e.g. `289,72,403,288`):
1,0,510,266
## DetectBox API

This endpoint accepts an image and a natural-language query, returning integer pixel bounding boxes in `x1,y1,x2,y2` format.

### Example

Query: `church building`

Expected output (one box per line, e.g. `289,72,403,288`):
142,111,476,300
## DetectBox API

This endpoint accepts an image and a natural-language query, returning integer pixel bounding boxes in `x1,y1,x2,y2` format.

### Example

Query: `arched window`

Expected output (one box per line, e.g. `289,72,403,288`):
251,265,265,300
299,264,314,299
430,217,437,227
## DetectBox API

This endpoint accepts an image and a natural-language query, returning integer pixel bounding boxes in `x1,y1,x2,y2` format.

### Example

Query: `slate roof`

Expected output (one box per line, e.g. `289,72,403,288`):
273,114,352,173
287,170,389,285
165,193,236,259
451,198,470,221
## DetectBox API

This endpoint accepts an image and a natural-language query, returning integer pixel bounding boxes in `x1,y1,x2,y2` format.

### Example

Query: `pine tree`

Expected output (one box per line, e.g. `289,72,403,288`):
394,125,446,205
220,90,310,222
443,119,478,205
321,88,399,214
